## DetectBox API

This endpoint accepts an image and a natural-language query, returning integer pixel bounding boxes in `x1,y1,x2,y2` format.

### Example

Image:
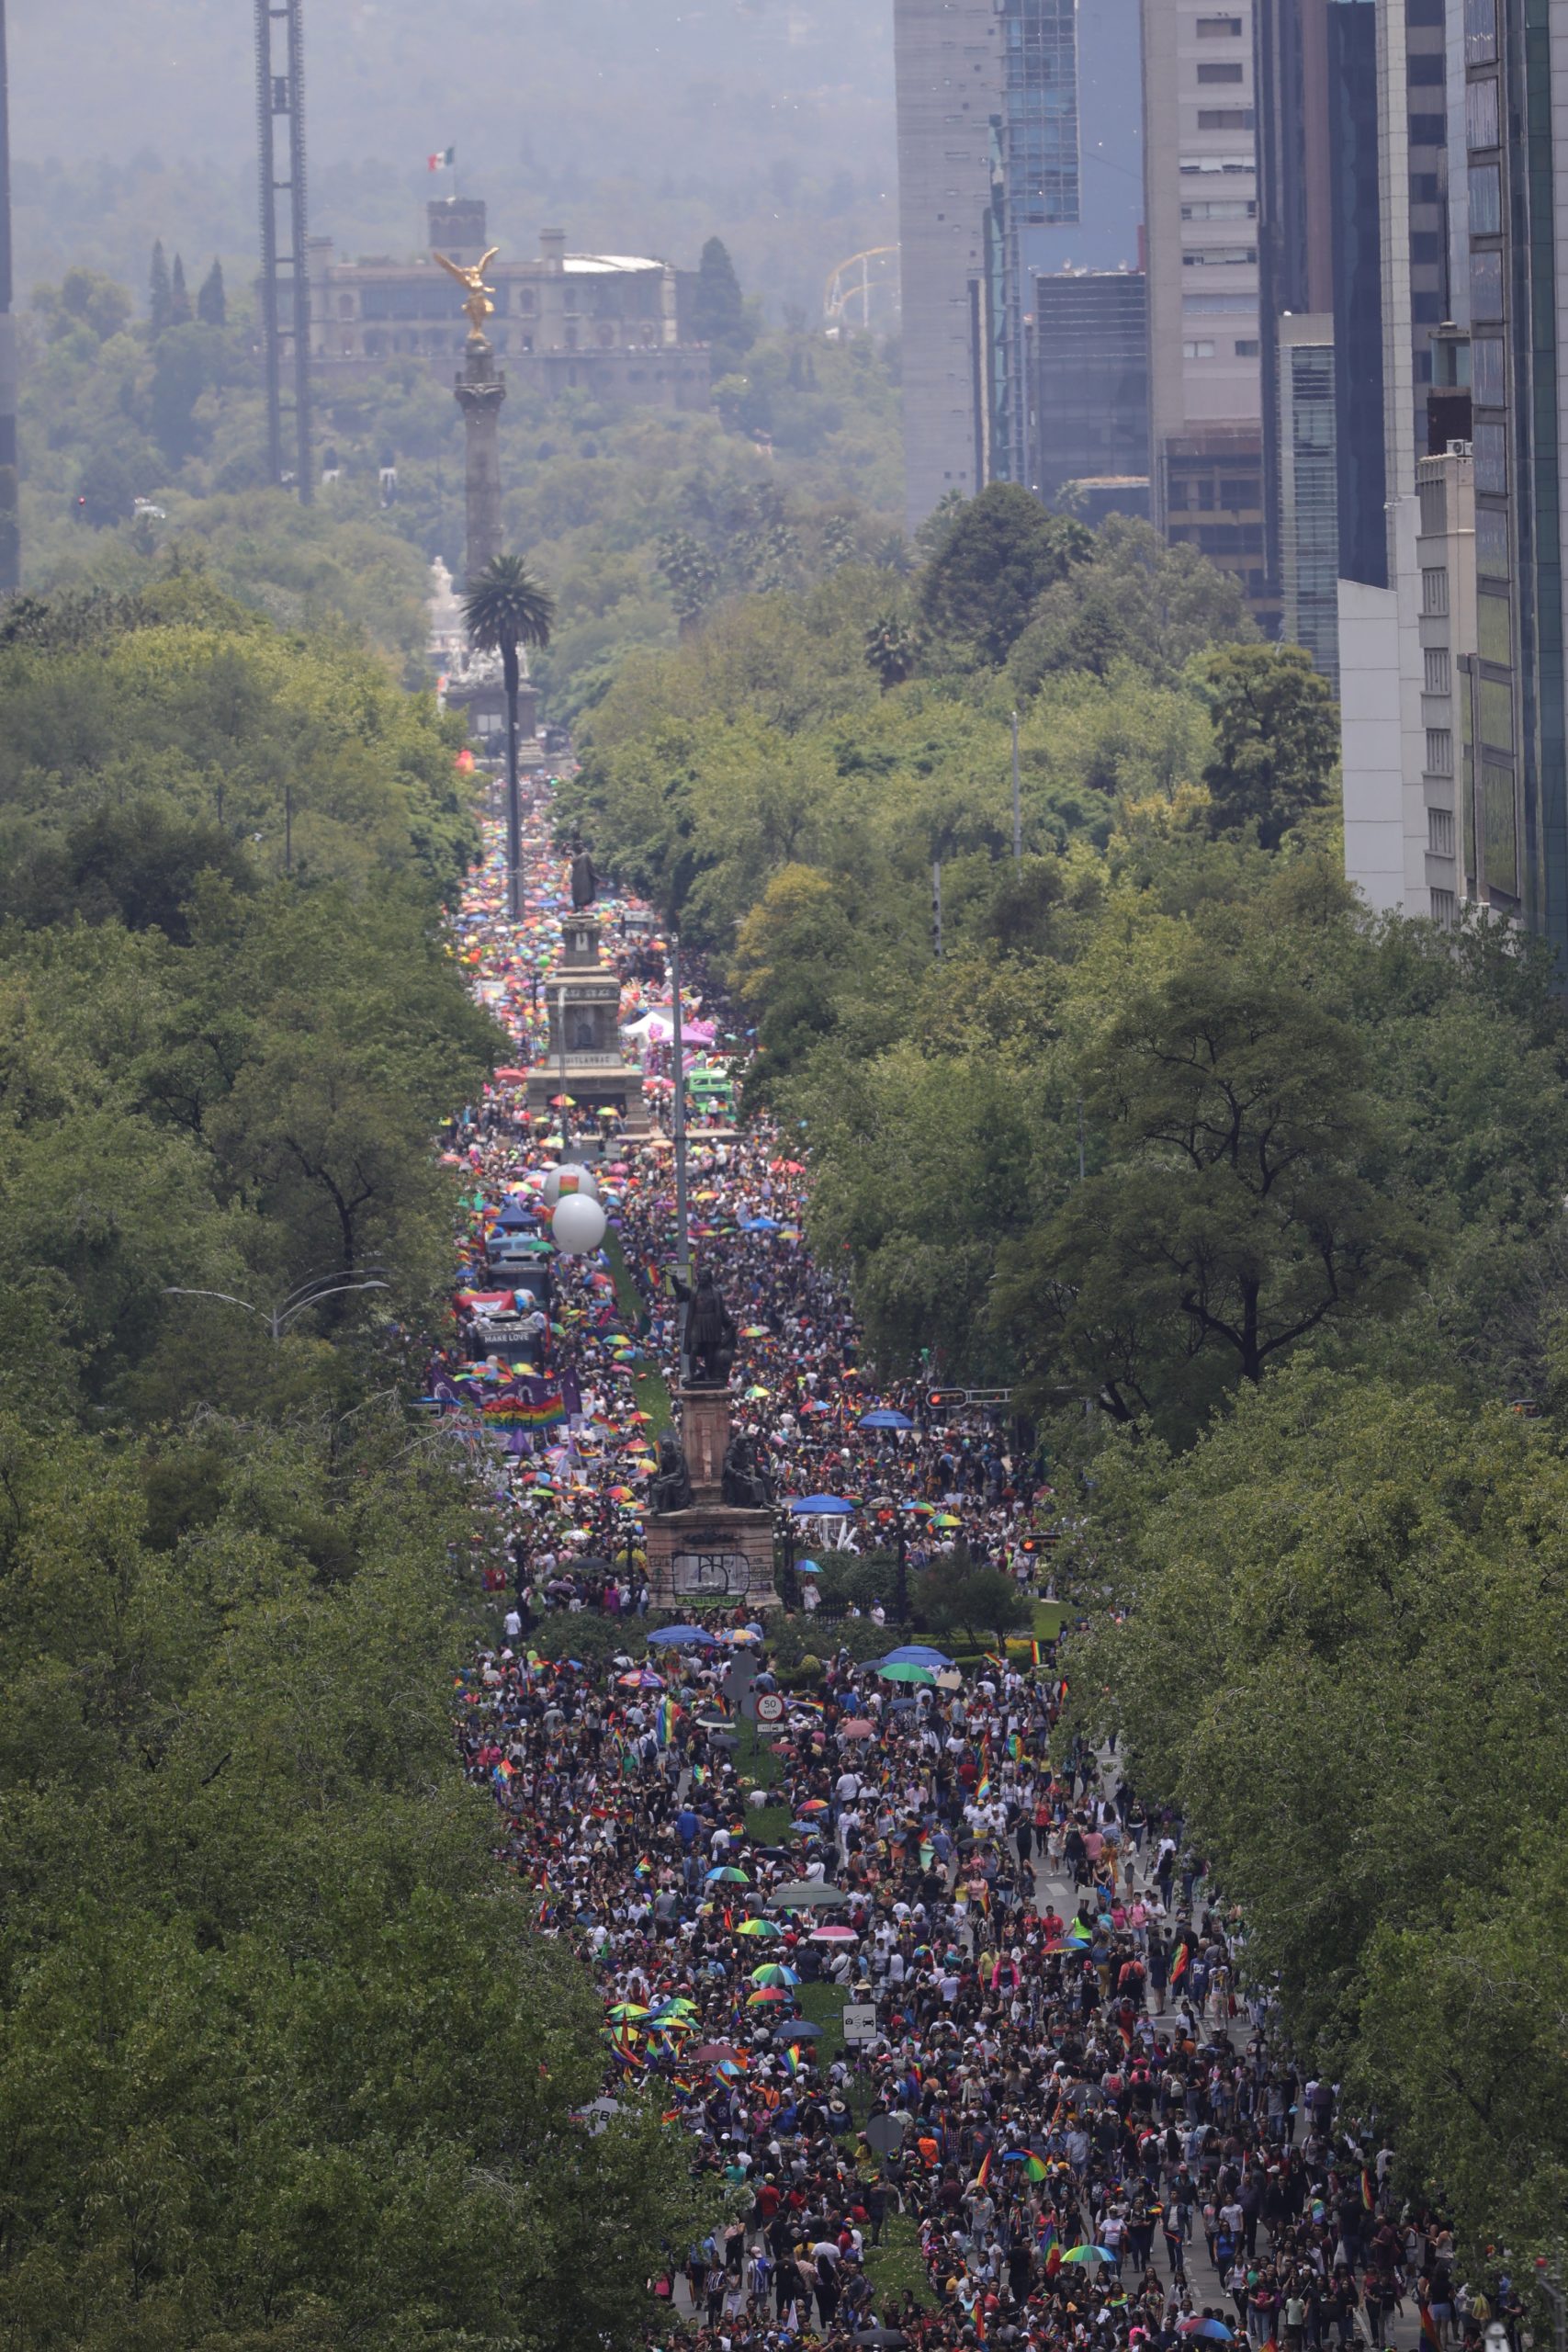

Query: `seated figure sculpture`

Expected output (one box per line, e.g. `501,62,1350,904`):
649,1432,694,1515
721,1432,773,1510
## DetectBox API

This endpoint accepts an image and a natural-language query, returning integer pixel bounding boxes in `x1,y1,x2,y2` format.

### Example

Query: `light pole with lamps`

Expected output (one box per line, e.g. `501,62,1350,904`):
164,1268,390,1340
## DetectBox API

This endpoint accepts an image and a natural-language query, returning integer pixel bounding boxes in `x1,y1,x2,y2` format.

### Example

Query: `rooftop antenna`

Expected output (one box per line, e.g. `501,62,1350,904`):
255,0,312,502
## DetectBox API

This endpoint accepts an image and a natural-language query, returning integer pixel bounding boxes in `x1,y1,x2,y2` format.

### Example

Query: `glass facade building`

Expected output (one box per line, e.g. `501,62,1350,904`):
1279,317,1339,680
989,0,1081,482
1032,268,1150,501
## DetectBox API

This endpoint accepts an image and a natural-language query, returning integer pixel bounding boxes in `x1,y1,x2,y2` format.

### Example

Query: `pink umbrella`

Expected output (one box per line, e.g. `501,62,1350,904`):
809,1925,859,1942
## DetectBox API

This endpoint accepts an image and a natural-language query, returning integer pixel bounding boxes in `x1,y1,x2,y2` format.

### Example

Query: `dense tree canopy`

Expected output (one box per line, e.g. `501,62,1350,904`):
0,583,712,2346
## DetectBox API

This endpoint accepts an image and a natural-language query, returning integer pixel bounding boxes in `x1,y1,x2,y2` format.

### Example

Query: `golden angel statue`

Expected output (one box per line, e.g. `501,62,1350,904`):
434,245,501,338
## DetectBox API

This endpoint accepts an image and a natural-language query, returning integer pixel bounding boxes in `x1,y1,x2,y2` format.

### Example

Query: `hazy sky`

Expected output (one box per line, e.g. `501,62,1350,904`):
10,2,1144,321
12,1,897,185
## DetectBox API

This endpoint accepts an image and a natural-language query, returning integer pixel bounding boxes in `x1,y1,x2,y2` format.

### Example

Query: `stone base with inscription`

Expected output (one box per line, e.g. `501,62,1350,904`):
644,1502,779,1611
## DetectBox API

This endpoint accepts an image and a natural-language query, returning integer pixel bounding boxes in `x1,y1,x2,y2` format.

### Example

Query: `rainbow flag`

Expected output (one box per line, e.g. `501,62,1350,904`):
976,2150,992,2188
656,1698,678,1750
1170,1942,1190,1985
1361,2168,1376,2211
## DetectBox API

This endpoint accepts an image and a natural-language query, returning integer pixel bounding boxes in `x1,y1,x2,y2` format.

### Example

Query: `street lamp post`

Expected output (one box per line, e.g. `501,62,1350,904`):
671,927,692,1385
779,1513,799,1612
164,1269,390,1340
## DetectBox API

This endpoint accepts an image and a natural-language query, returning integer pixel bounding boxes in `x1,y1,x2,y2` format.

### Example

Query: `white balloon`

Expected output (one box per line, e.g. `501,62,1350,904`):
552,1194,608,1254
543,1163,599,1206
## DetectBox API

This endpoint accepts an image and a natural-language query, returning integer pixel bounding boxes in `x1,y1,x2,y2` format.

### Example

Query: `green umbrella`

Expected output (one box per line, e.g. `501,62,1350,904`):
878,1661,937,1685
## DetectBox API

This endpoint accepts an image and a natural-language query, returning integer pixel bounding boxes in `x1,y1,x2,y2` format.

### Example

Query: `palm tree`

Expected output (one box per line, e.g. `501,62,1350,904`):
461,554,556,920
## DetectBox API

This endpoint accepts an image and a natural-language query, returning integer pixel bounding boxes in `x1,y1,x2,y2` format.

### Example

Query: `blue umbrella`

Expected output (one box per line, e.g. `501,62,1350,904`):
647,1625,720,1647
742,1216,781,1233
790,1495,855,1515
880,1644,954,1668
1180,2325,1235,2344
859,1409,914,1430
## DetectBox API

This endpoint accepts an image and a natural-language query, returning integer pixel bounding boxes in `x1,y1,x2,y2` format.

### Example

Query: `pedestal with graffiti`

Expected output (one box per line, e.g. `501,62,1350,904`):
645,1385,778,1611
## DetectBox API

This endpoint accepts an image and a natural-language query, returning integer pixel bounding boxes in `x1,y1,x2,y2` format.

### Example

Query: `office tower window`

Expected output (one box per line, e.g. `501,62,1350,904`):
1464,0,1496,61
1469,164,1501,233
1198,107,1256,129
1183,291,1258,311
1473,421,1506,493
1466,78,1500,148
1471,248,1504,320
1478,592,1511,663
1476,507,1509,576
1197,61,1246,82
1483,763,1518,893
1428,808,1456,854
1425,647,1451,694
1235,338,1260,355
1472,336,1506,406
1183,246,1258,265
1480,683,1514,752
1183,339,1217,357
1422,567,1450,615
1182,199,1257,219
1196,13,1244,30
1426,729,1454,775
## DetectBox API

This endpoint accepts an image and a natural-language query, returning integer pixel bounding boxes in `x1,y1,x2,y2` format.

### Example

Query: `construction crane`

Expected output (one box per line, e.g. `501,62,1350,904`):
822,245,901,337
255,0,312,502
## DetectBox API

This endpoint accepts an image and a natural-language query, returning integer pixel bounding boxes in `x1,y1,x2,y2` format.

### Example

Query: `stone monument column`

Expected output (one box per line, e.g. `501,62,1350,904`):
455,334,505,585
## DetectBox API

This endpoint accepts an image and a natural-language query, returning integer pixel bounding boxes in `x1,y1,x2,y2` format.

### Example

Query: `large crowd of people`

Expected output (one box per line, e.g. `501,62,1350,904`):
437,794,1482,2352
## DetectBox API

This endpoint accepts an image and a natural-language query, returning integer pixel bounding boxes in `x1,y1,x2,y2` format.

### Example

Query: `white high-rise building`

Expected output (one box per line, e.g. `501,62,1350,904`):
893,0,1001,532
1140,0,1269,625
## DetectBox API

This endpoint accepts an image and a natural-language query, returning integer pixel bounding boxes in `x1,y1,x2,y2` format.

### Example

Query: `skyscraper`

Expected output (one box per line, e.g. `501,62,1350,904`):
988,0,1082,482
1141,0,1272,625
1456,0,1568,946
1255,0,1334,603
0,0,16,594
1032,269,1150,504
893,0,1001,531
1278,313,1339,681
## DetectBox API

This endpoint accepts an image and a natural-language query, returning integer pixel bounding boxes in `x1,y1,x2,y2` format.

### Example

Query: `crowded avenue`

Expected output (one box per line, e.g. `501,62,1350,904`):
434,790,1468,2352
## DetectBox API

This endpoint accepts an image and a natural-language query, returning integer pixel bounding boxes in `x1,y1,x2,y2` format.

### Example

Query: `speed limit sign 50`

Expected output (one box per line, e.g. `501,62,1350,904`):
755,1692,785,1724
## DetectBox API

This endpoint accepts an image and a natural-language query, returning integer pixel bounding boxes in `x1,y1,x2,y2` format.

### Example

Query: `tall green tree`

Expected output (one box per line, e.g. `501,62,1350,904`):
169,251,192,326
918,483,1091,666
462,553,556,920
148,239,172,335
1010,514,1257,693
1199,642,1340,845
691,234,751,368
196,256,226,326
995,934,1427,1430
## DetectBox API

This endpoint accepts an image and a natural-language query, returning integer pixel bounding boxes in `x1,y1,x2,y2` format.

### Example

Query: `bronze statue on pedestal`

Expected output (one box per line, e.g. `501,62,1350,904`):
672,1268,737,1387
